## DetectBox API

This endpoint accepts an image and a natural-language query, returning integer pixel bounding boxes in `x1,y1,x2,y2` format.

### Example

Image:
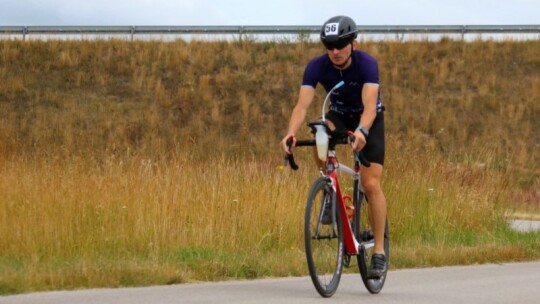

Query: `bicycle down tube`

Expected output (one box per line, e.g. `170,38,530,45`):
326,154,361,255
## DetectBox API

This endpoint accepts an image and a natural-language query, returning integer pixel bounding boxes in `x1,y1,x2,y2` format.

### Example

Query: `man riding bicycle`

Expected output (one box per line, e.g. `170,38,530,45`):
281,15,387,278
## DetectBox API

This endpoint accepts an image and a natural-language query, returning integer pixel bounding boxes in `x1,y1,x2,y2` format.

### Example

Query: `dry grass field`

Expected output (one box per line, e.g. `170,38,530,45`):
0,38,538,294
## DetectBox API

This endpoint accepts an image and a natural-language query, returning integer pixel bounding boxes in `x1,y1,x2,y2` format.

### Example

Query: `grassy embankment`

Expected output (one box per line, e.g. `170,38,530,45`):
0,38,538,294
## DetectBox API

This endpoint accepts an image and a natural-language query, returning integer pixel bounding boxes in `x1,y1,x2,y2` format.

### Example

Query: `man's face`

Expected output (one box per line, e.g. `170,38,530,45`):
326,42,353,66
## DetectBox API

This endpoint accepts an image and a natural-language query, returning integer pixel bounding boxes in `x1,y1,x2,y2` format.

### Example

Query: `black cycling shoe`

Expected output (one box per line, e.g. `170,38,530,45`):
368,253,387,279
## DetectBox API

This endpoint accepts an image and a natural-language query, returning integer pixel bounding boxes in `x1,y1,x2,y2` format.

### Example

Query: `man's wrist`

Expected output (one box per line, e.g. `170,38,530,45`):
355,125,369,137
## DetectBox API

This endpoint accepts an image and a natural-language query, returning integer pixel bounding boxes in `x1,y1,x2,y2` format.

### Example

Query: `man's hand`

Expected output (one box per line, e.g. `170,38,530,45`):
280,134,296,154
352,130,366,151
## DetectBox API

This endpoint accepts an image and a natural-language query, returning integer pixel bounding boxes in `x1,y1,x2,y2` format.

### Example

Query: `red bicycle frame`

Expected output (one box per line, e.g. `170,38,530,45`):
325,153,362,255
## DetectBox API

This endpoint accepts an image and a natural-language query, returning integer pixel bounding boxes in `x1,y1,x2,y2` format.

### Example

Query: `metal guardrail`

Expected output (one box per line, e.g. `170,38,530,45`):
1,25,539,40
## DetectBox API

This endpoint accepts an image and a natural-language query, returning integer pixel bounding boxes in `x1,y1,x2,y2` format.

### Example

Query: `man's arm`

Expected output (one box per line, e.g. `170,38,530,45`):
280,87,316,153
353,84,379,151
359,84,379,130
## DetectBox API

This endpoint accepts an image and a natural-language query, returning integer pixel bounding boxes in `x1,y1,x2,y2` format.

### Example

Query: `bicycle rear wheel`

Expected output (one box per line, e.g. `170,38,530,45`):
305,177,344,297
355,192,389,294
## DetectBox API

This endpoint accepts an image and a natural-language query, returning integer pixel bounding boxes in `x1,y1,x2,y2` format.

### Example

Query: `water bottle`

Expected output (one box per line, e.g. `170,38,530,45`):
315,125,329,162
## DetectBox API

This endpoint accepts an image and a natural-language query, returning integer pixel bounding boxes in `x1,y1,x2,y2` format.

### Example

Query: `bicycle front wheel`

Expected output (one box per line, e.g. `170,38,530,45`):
305,177,344,297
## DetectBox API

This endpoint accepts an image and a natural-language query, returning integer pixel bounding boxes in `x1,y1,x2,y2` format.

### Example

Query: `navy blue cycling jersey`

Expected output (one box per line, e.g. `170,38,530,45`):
302,50,383,114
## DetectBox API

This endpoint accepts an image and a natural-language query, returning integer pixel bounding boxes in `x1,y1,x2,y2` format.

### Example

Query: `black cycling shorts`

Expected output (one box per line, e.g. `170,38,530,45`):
325,109,385,166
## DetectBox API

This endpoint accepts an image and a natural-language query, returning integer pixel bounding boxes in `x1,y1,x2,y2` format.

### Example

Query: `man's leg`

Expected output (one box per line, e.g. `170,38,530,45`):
361,163,386,255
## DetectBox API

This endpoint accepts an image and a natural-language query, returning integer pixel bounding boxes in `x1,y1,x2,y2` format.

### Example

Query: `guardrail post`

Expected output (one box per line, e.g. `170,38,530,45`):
461,25,466,41
23,26,28,41
239,26,244,42
131,26,135,41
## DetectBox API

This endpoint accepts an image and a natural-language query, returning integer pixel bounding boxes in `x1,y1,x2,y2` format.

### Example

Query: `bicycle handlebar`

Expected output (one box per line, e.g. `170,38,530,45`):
284,138,313,170
284,135,371,171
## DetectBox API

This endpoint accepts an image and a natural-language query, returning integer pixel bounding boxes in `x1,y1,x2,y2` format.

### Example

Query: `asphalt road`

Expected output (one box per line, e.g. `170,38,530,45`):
2,262,539,304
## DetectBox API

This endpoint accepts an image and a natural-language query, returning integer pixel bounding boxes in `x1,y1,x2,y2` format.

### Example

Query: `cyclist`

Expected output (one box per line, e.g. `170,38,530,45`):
280,15,387,278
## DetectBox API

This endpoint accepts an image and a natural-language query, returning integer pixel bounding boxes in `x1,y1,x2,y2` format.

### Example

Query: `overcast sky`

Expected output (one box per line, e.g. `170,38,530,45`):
0,0,538,26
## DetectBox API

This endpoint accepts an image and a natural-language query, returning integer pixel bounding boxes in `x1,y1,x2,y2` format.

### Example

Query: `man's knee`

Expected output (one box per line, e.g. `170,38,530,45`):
361,164,383,195
362,178,381,195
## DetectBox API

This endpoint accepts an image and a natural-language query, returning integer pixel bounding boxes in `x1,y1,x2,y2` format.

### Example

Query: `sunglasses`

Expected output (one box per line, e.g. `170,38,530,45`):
323,40,351,51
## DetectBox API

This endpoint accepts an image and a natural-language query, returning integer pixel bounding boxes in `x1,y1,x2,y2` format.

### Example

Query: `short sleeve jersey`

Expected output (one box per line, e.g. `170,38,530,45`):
302,50,383,114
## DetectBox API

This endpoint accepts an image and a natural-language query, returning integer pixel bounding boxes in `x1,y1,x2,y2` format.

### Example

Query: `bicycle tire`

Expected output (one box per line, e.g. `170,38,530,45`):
304,177,344,297
356,192,389,294
351,180,363,242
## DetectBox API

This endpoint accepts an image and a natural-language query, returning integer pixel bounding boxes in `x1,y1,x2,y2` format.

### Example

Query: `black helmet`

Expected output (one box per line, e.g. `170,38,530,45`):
320,15,358,50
